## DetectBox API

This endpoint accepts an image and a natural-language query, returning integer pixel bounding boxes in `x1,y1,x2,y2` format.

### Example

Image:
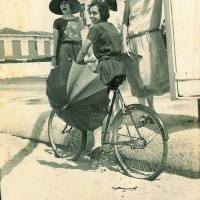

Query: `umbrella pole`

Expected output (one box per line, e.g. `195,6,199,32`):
102,90,117,141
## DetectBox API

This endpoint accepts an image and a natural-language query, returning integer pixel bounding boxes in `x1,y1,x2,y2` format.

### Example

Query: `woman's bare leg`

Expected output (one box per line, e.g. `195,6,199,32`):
92,127,102,150
146,94,155,111
138,97,146,106
114,95,120,114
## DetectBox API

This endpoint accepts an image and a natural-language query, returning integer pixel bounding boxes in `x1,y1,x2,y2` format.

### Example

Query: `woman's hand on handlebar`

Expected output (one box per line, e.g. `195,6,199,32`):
84,58,97,64
84,54,97,64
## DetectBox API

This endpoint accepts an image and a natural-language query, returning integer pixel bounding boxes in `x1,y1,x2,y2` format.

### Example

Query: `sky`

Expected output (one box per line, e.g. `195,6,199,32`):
0,0,61,32
0,0,124,33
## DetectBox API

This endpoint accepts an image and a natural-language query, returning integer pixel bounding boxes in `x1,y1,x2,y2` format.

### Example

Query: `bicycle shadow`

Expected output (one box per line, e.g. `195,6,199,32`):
158,113,198,134
37,111,199,179
38,148,124,175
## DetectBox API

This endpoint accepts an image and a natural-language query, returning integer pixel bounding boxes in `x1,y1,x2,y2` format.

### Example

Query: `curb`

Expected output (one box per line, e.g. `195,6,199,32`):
1,102,199,179
0,62,51,79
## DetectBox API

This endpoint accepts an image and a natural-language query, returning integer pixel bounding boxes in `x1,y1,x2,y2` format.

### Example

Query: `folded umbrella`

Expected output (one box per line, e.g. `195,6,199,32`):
46,61,110,131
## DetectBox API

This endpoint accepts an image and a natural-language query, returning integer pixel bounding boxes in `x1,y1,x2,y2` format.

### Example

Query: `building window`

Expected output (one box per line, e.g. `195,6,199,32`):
4,40,13,57
37,41,44,55
50,42,53,56
21,40,29,55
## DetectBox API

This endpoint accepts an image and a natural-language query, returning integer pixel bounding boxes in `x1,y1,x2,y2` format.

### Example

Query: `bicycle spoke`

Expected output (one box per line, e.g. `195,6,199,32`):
114,104,168,180
48,110,86,161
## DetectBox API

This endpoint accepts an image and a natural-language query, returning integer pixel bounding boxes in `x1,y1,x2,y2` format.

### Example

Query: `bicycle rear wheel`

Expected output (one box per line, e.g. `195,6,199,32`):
48,110,87,161
113,104,168,180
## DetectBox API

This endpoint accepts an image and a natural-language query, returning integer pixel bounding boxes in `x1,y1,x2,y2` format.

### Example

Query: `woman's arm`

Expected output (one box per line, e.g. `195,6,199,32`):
51,28,59,67
76,39,93,64
122,0,131,55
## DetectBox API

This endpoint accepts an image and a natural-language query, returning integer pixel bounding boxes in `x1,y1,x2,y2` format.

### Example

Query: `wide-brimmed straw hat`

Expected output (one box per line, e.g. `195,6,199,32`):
49,0,81,15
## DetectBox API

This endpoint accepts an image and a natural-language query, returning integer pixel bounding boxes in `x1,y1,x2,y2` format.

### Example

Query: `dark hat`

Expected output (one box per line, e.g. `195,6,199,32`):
91,0,117,11
49,0,81,15
105,0,117,11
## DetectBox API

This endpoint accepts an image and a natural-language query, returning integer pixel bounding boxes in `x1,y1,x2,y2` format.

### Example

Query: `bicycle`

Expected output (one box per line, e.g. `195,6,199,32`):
48,75,168,180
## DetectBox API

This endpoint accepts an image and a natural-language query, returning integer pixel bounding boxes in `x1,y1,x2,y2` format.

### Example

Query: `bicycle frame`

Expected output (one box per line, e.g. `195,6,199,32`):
102,87,144,147
48,80,168,180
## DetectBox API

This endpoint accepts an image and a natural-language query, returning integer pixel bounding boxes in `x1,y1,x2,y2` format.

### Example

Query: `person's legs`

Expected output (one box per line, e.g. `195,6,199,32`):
142,88,155,111
87,127,102,158
114,95,120,115
145,94,155,111
138,97,146,106
137,94,155,125
139,94,155,111
92,127,102,150
145,94,156,123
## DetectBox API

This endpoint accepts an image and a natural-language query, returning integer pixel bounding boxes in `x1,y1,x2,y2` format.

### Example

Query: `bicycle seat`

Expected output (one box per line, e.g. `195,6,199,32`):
108,75,126,90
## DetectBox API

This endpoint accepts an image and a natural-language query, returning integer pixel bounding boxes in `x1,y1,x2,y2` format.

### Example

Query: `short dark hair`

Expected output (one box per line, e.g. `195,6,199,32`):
88,1,110,22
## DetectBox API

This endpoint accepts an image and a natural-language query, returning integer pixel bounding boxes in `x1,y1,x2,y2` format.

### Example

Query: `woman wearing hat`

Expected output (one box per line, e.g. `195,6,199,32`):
49,0,84,84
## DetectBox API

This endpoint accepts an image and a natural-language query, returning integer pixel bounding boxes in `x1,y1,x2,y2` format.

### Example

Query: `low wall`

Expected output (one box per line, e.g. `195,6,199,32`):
0,62,51,79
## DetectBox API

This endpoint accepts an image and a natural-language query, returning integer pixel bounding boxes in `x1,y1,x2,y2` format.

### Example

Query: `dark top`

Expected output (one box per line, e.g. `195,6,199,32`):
53,17,84,42
87,22,123,61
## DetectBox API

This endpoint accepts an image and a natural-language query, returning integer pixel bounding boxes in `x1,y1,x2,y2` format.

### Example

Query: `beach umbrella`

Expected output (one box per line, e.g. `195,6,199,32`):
46,62,110,131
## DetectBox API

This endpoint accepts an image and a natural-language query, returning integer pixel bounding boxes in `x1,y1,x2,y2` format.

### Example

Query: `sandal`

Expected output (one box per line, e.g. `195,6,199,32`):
148,117,155,124
87,146,102,159
138,115,155,128
138,115,149,127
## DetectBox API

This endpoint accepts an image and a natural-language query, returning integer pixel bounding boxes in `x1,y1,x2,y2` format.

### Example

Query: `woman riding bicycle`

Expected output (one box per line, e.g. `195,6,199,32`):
48,1,168,180
76,1,125,159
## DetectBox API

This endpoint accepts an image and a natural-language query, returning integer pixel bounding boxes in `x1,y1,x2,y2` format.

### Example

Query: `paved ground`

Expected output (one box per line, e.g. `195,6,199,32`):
0,76,199,199
0,133,200,200
0,76,199,176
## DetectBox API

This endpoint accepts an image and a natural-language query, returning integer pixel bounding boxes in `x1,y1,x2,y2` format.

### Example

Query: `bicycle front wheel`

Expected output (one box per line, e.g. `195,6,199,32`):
48,110,87,161
113,104,168,180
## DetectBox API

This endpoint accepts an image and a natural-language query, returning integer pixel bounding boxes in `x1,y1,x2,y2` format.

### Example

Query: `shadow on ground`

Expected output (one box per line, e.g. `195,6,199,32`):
159,113,198,134
38,148,124,176
40,113,199,180
1,110,50,180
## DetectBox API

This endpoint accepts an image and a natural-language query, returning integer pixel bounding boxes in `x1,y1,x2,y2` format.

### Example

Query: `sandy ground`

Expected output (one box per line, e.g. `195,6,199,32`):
0,76,200,199
0,133,200,200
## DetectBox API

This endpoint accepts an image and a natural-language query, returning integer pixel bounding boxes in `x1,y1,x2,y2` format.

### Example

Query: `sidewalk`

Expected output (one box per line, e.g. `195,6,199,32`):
0,64,199,179
0,62,50,79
